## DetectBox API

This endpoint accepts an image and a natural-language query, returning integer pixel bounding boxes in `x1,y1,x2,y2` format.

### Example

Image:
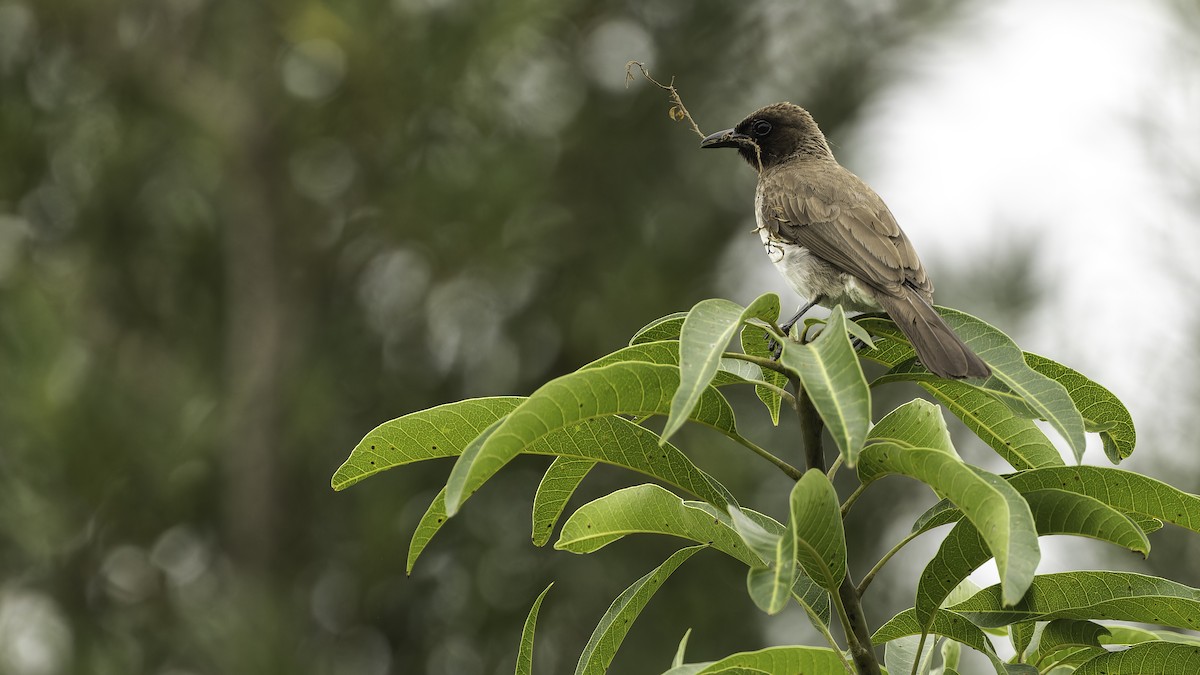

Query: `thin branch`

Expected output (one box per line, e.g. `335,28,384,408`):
857,529,922,596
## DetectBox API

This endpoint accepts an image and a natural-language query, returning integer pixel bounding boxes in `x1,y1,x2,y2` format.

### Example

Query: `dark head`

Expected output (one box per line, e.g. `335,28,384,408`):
699,102,833,170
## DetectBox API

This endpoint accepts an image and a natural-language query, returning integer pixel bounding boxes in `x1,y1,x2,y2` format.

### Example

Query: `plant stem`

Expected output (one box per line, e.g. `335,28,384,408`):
838,571,882,675
856,530,921,596
795,376,880,675
826,456,844,481
794,378,826,474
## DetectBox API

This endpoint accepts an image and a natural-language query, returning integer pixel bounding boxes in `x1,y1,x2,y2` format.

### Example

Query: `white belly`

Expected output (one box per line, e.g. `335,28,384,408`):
755,213,880,313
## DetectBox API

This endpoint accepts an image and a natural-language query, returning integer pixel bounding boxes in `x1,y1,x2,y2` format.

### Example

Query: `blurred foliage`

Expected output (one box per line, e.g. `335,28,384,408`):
0,0,1030,673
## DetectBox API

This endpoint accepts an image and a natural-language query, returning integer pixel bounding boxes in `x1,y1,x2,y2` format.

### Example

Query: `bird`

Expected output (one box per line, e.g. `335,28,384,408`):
700,102,990,379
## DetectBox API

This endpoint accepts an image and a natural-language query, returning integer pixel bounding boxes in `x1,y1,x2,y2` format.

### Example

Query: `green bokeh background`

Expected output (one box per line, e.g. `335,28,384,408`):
2,1,1198,673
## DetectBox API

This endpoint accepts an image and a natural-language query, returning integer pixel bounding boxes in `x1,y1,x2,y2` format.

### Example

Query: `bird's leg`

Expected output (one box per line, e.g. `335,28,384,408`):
769,297,822,358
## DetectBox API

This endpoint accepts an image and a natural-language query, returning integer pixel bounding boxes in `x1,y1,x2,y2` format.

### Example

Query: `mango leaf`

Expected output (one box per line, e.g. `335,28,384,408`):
741,324,789,425
918,379,1064,470
673,629,692,668
531,457,597,546
779,306,871,466
789,469,847,592
858,404,1040,606
445,362,740,515
664,294,780,443
515,583,553,675
1024,352,1136,463
332,397,523,490
858,309,1087,462
407,488,449,574
630,312,687,345
949,572,1200,631
1028,619,1110,665
1074,641,1200,674
914,488,1149,627
868,399,954,453
574,546,702,675
408,413,733,568
555,485,762,568
731,508,795,614
941,639,961,672
660,646,846,675
873,608,1006,675
582,340,758,388
1009,621,1035,660
1005,467,1200,535
885,635,936,675
910,498,964,535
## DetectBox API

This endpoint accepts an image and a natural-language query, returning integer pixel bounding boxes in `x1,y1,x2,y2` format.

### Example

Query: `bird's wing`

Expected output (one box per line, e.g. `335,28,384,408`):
759,162,933,298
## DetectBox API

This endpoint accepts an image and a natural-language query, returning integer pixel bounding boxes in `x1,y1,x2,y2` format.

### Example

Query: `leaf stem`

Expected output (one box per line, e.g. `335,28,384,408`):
723,351,792,377
856,530,921,596
799,601,855,674
826,456,844,481
741,378,798,410
731,435,803,481
840,484,868,519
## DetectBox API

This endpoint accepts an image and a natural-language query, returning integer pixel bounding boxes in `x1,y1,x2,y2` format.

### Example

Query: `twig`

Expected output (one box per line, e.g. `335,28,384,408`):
625,61,706,139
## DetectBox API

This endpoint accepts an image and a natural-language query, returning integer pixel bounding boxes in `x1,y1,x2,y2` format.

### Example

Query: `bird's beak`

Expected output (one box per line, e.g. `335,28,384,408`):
700,128,751,149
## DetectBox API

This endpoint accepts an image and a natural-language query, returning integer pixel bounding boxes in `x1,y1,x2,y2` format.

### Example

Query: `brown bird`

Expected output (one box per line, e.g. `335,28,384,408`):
700,102,989,379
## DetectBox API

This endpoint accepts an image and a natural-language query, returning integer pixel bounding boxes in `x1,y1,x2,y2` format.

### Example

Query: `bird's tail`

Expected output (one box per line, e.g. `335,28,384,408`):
874,290,990,379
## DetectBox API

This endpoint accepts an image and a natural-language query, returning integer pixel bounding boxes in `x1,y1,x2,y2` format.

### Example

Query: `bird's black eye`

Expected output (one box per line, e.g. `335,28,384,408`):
752,120,772,136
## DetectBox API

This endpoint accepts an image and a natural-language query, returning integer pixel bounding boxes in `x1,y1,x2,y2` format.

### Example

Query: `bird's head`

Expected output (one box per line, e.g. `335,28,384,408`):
699,102,833,170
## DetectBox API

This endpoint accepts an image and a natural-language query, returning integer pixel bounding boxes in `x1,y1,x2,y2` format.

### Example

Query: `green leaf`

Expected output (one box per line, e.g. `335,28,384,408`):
630,312,687,345
531,457,597,546
741,324,788,425
582,340,757,388
745,566,793,616
789,469,847,592
673,629,692,668
445,362,739,515
408,411,734,566
1005,467,1200,535
779,306,871,466
873,608,1006,674
664,294,780,443
574,546,702,675
407,488,449,574
516,583,553,675
1074,641,1200,674
868,399,954,453
555,485,762,567
1024,352,1136,463
917,379,1064,470
885,635,936,675
858,405,1040,606
910,498,964,535
1030,619,1110,665
859,309,1087,462
661,646,846,674
941,639,961,672
1009,621,1035,660
949,572,1200,630
914,488,1150,627
332,397,523,490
